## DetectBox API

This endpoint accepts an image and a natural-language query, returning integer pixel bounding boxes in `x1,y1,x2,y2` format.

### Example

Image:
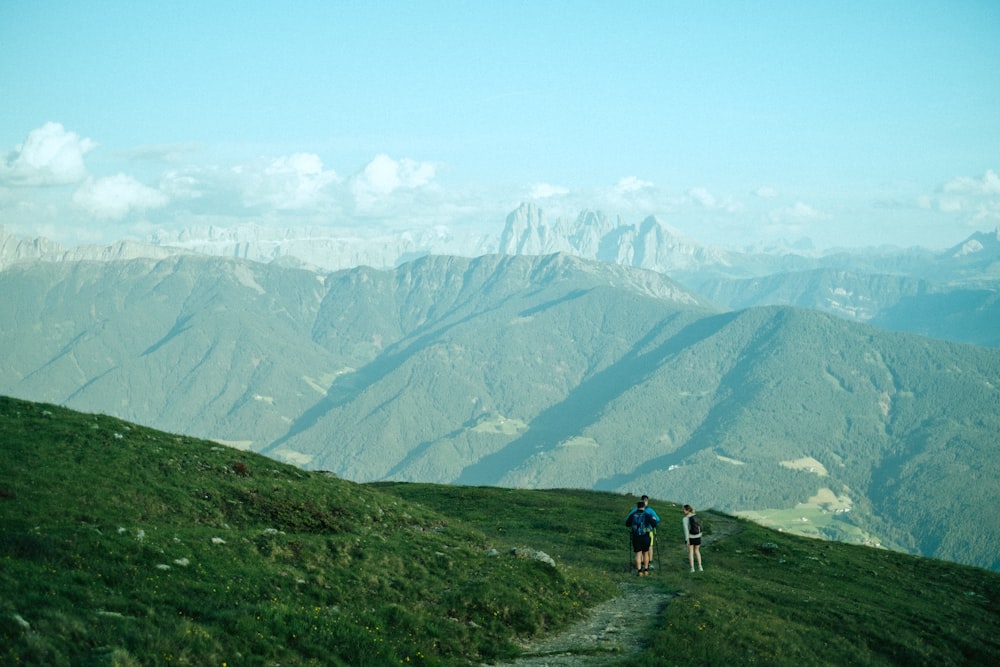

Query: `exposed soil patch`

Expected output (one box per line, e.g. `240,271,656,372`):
488,581,672,666
701,512,742,545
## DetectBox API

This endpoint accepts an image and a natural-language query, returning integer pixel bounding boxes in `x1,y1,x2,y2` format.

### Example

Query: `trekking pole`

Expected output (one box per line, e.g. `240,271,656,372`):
649,528,659,574
655,530,662,573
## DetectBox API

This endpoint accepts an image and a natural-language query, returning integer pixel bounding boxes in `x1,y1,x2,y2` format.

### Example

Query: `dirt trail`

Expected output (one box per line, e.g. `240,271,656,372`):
486,512,742,667
487,582,672,666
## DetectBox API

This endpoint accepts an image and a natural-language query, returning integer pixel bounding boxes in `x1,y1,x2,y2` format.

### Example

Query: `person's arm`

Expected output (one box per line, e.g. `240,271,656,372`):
683,516,690,542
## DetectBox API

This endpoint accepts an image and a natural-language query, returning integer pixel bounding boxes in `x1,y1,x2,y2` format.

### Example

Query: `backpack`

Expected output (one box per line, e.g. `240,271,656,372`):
688,514,702,536
630,510,649,537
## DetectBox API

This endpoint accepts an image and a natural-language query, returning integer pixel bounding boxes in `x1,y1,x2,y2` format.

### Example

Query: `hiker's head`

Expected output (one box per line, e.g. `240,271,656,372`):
641,495,650,506
683,504,694,514
636,501,645,510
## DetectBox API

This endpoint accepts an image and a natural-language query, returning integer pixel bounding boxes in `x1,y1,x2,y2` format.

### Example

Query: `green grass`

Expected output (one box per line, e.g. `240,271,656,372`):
2,395,999,666
380,484,1000,666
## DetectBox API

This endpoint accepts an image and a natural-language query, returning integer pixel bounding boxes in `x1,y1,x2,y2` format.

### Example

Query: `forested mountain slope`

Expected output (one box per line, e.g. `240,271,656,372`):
1,252,998,570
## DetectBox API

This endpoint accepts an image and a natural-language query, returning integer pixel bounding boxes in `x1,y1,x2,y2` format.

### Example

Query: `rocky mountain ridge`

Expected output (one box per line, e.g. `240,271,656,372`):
4,206,999,283
4,208,998,348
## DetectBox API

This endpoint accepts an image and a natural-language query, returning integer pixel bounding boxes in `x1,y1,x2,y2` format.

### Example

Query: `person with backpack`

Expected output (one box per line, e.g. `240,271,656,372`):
626,501,658,576
683,504,703,572
627,495,660,563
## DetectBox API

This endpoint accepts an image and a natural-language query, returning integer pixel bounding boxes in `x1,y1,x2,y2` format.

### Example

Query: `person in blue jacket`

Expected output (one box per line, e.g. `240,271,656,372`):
626,495,661,564
625,500,658,576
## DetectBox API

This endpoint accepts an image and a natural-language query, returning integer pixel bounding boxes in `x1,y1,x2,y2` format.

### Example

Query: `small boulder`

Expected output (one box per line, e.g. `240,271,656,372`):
510,547,555,567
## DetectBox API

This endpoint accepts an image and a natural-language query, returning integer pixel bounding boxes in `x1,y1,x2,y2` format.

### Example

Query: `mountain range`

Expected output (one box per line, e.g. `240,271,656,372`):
2,225,998,572
4,204,998,347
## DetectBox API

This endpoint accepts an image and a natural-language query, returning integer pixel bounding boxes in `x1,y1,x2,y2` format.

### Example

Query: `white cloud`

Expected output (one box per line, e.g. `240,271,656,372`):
615,176,653,194
159,169,206,201
943,169,1000,196
908,169,1000,220
1,122,97,186
585,177,663,216
760,202,824,240
753,186,779,199
687,187,716,208
72,174,168,220
157,154,340,214
350,154,437,209
267,152,325,177
686,186,743,214
248,153,339,210
971,200,1000,224
530,182,569,199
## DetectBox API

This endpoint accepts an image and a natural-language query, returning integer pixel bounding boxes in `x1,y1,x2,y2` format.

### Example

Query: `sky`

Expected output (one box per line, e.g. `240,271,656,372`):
1,1,999,251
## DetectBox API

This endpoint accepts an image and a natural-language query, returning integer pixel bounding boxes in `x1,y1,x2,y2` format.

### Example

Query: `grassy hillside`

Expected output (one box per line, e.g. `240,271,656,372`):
0,395,615,666
3,396,999,666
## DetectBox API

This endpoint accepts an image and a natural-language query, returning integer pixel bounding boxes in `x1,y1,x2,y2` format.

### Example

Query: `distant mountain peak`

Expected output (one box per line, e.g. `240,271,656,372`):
950,226,1000,257
497,203,732,273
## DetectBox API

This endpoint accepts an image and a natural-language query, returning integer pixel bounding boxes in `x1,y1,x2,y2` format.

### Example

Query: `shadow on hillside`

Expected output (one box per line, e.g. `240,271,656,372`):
260,283,594,455
456,311,741,486
596,307,788,489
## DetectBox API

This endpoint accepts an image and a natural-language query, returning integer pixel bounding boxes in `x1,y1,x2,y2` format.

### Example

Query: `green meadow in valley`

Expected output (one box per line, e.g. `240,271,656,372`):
2,395,998,666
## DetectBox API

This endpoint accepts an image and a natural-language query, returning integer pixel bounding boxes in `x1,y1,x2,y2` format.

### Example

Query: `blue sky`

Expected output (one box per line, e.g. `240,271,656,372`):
2,1,998,250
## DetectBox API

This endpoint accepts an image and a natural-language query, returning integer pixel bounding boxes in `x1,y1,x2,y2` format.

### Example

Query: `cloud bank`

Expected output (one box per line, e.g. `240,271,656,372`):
72,174,169,220
1,123,997,250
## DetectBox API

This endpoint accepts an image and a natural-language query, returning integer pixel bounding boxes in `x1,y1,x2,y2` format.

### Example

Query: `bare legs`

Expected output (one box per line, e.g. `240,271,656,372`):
688,543,703,571
635,548,651,575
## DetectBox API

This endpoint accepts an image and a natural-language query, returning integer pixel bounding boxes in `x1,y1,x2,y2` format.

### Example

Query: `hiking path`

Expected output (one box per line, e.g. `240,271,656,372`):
486,512,741,666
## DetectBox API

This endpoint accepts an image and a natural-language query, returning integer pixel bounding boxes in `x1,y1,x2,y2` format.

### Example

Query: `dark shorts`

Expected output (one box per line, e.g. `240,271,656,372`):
632,533,652,553
688,537,702,546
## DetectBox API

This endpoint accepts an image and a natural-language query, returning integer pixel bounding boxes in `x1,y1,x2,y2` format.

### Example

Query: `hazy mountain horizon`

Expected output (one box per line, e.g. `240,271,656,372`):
3,202,999,272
